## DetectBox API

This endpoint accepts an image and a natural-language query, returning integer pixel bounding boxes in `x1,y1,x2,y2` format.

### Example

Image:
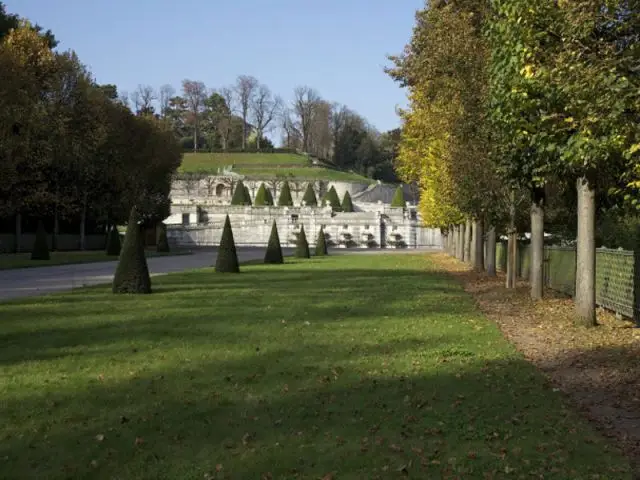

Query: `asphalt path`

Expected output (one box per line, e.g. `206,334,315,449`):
0,246,439,302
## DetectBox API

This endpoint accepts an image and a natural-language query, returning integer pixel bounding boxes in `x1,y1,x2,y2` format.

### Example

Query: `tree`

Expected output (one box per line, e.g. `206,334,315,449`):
292,86,321,152
251,84,282,150
182,79,207,152
231,180,249,205
131,84,155,116
278,181,294,206
341,191,354,212
215,215,240,273
322,186,341,211
254,183,272,206
301,183,317,206
264,220,283,264
315,227,328,256
217,86,235,150
112,206,151,294
243,183,252,206
158,84,175,119
391,186,405,208
235,75,258,151
31,220,49,260
156,222,170,253
105,225,121,256
295,225,310,258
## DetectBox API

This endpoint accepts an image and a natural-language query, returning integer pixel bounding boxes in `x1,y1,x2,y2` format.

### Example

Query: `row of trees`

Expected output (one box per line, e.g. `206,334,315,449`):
389,0,640,326
124,78,401,182
0,3,181,246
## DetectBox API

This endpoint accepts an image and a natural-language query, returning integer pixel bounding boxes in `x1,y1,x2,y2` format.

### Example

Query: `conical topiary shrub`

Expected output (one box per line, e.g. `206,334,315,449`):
264,220,284,264
215,215,240,273
266,187,275,205
254,183,272,206
105,225,121,256
231,180,248,205
112,206,151,294
315,227,328,256
295,225,310,259
156,223,170,253
244,184,252,206
301,183,317,206
341,191,354,212
322,186,341,211
31,220,50,260
278,181,294,206
391,185,405,207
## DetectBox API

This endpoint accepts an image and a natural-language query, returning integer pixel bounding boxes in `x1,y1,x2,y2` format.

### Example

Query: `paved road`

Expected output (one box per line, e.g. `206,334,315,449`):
0,246,440,302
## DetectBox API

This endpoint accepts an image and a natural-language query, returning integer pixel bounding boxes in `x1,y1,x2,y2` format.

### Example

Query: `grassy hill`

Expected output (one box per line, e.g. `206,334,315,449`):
179,152,373,182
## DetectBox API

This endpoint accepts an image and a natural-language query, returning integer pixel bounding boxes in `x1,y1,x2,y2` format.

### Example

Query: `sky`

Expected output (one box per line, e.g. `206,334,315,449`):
5,0,423,137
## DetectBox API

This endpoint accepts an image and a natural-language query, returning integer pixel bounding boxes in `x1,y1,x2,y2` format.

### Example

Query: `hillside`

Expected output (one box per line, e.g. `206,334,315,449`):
178,152,373,182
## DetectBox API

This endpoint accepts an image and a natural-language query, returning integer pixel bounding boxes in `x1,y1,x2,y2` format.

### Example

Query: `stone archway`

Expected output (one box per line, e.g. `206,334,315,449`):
215,184,225,197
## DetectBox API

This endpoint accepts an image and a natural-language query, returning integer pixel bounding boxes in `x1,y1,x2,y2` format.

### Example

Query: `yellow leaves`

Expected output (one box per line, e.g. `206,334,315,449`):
519,64,535,79
1,20,54,69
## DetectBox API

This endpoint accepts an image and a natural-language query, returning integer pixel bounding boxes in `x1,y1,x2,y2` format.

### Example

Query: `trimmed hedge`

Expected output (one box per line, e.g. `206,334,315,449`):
266,187,275,205
156,223,170,253
244,184,252,206
31,220,50,261
231,180,249,205
264,221,284,264
215,215,240,273
302,183,317,206
278,181,294,206
315,227,328,256
105,225,121,256
391,185,405,207
112,206,151,294
254,183,273,206
341,191,354,212
295,225,310,258
322,186,341,211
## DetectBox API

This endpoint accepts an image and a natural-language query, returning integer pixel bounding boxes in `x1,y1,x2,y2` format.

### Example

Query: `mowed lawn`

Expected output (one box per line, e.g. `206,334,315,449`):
0,255,631,479
0,250,188,270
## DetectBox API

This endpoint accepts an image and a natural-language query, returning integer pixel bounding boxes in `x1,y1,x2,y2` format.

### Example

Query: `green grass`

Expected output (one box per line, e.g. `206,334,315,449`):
179,152,373,182
0,255,631,479
0,249,190,270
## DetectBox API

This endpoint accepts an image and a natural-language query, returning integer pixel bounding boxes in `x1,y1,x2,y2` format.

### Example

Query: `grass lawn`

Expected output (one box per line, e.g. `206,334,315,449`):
0,249,190,270
0,255,631,479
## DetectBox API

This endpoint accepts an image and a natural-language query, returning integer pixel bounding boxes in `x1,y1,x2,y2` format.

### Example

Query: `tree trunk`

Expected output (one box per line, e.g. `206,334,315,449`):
53,205,59,252
256,131,261,151
80,192,87,251
473,217,484,272
457,224,465,261
15,213,21,253
242,114,247,151
464,219,472,263
193,122,198,153
506,191,517,289
575,176,596,326
486,226,497,276
530,186,545,300
470,219,477,266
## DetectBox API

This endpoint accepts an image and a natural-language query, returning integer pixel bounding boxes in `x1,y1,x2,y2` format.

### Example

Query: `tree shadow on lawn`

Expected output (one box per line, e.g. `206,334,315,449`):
0,345,632,479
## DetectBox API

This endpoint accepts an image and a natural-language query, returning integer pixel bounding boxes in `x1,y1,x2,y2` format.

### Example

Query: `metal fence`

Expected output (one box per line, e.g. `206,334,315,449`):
496,243,637,319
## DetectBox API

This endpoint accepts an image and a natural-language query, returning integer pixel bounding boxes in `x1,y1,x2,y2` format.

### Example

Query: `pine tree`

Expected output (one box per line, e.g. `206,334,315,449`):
341,191,354,212
156,223,170,253
391,186,405,207
295,225,310,258
278,181,294,206
105,225,121,256
264,220,284,264
322,186,341,211
244,184,252,206
315,227,328,256
112,206,152,294
215,215,240,273
254,183,272,206
231,180,248,205
31,220,50,261
302,183,318,206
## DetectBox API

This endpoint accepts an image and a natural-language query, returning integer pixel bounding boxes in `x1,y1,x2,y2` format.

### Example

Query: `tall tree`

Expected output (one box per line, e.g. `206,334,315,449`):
235,75,258,150
181,79,206,152
251,84,282,150
293,86,321,153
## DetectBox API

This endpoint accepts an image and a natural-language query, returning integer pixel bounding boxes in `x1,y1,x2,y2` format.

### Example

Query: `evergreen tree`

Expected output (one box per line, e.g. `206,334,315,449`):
315,227,328,256
295,225,310,258
215,215,240,273
156,223,170,253
391,185,405,207
341,191,354,212
278,181,294,206
31,220,50,261
264,220,284,264
231,180,248,205
254,183,272,206
105,225,121,256
322,186,342,211
244,184,252,206
301,183,318,206
112,206,151,294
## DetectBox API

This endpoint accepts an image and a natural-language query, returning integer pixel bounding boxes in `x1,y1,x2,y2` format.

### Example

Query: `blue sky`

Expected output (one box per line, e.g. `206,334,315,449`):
6,0,422,135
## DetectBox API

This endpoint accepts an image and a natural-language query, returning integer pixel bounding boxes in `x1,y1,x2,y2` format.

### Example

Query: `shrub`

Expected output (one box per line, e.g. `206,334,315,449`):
264,220,284,264
215,214,240,273
254,183,272,206
105,225,121,256
278,181,294,206
295,225,310,258
315,227,328,256
31,220,50,261
244,184,252,206
391,185,405,207
266,187,275,205
322,186,341,211
301,183,317,206
341,191,354,212
231,180,249,205
112,206,152,294
156,223,170,253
